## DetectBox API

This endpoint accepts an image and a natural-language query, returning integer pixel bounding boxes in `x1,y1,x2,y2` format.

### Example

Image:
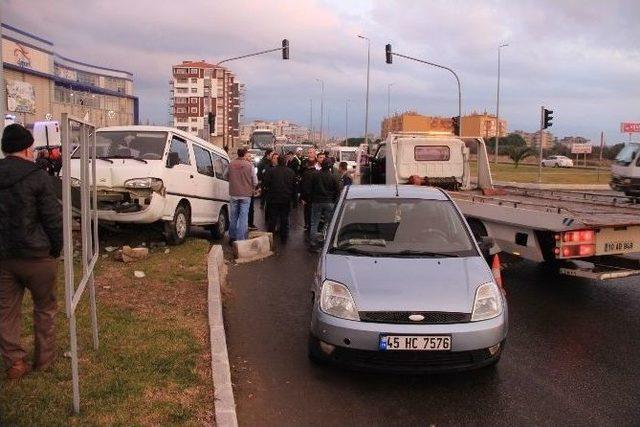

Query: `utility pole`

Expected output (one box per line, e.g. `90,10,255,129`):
309,98,313,143
537,106,544,183
358,35,371,150
495,43,508,164
316,78,324,146
387,83,394,117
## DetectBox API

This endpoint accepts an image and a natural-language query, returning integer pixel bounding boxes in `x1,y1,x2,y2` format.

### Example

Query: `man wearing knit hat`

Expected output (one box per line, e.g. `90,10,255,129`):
0,124,62,380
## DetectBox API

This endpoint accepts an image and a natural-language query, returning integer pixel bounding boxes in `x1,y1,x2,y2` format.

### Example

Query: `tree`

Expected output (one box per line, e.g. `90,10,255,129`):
486,133,527,156
509,146,535,168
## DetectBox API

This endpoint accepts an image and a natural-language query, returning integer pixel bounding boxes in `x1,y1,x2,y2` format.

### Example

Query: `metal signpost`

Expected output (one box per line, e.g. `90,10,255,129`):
571,142,592,167
60,113,100,414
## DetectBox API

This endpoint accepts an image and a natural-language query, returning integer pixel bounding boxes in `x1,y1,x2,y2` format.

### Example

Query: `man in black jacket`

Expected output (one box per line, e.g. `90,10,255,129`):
310,158,342,249
298,158,318,236
0,124,62,380
262,155,297,243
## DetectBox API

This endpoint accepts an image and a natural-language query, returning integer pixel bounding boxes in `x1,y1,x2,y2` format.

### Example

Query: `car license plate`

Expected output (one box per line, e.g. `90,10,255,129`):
597,226,640,255
380,335,451,351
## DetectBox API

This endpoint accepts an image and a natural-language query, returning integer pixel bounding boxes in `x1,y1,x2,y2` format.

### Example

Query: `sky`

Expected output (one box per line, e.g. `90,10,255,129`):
5,0,640,144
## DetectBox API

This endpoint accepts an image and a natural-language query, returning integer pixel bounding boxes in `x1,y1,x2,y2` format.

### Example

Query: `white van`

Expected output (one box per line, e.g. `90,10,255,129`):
329,146,359,171
70,126,230,244
610,142,640,197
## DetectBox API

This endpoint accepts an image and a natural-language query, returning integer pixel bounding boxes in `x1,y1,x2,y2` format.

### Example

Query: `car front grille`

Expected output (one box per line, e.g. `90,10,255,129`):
331,347,491,370
359,311,471,324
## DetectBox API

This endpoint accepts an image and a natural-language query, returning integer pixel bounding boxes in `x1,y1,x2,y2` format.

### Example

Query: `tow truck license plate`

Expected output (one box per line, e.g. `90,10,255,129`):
380,335,451,351
597,227,640,255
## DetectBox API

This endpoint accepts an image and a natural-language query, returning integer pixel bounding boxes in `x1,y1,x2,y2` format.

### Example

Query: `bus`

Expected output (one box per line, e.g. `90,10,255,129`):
250,129,276,151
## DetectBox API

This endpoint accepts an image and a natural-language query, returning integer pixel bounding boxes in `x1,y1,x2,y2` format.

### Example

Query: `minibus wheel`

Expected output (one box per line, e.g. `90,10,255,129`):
211,207,228,240
166,204,191,245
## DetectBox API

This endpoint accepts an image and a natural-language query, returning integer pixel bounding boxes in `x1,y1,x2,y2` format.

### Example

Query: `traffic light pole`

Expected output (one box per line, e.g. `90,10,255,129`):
386,51,462,137
538,105,544,183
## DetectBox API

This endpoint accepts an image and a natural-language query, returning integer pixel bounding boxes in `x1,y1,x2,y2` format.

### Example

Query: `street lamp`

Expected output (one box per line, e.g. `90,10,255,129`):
494,43,509,164
358,35,371,150
345,98,350,144
387,83,394,117
316,78,324,146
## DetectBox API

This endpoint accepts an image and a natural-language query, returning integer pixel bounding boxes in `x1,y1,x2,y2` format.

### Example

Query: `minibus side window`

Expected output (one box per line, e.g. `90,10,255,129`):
169,136,191,166
193,144,215,177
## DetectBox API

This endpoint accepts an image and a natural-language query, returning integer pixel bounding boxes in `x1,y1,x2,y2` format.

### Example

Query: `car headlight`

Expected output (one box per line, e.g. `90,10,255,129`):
125,178,164,193
70,177,81,188
320,280,359,321
471,282,503,322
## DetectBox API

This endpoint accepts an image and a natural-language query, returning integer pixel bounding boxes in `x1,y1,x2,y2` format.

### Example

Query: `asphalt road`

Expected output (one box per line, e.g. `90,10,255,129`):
224,207,640,427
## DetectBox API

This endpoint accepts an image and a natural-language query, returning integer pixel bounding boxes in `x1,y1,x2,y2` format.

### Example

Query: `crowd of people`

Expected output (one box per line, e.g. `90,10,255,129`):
227,146,353,251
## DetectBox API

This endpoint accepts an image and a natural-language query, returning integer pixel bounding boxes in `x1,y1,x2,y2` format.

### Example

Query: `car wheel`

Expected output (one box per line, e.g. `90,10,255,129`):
308,334,330,365
210,208,228,240
553,163,559,168
165,204,190,245
541,162,546,167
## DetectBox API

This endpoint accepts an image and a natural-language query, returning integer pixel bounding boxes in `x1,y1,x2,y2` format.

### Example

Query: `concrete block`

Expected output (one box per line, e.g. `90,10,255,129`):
233,233,273,263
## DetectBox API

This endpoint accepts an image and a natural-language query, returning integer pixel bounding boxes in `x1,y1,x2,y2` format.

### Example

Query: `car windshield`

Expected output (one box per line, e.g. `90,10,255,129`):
340,151,357,162
330,198,477,257
72,131,168,160
615,143,640,166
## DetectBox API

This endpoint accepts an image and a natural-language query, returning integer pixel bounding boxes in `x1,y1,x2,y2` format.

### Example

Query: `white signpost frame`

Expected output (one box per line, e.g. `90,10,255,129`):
60,113,100,414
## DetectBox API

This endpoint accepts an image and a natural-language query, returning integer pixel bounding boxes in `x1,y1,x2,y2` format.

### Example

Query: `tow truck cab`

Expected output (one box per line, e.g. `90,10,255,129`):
610,142,640,197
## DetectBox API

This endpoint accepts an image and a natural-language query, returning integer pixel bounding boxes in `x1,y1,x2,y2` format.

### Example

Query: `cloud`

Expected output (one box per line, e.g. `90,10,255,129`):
5,0,640,144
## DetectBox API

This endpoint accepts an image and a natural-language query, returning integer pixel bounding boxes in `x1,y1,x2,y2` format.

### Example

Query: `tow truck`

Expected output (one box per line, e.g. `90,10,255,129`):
370,131,640,280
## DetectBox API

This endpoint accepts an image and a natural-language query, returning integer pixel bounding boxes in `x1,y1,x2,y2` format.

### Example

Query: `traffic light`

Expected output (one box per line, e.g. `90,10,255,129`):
385,44,393,64
451,116,460,136
543,108,553,129
282,39,289,60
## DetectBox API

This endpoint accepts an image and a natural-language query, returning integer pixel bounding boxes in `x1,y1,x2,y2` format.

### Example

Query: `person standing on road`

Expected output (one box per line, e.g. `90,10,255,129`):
338,161,353,187
246,150,258,231
228,147,257,244
257,149,274,210
0,124,62,380
262,155,297,244
309,158,342,250
299,157,318,237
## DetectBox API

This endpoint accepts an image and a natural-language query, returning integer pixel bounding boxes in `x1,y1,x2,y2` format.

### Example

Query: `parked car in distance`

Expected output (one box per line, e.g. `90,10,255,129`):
70,126,230,245
308,185,507,372
541,155,573,168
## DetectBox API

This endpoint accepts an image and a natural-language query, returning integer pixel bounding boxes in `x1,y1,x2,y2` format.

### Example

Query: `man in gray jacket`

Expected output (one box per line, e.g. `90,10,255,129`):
227,148,257,243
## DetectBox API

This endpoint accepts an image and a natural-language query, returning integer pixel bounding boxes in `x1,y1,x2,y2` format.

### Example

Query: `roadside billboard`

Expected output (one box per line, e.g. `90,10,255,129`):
571,144,592,154
620,122,640,133
6,80,36,113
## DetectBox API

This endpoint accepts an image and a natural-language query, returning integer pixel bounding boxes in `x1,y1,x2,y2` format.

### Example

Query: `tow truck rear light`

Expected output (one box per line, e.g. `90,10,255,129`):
556,229,596,259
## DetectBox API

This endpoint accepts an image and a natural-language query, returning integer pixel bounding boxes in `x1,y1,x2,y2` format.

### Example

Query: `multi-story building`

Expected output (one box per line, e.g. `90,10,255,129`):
381,111,507,140
1,23,137,129
512,130,555,149
461,112,507,139
170,60,240,149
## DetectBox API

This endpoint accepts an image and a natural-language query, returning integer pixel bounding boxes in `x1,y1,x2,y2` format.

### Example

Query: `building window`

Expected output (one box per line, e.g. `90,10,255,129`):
189,68,198,74
190,117,198,122
177,78,187,84
190,127,198,132
177,126,188,131
190,107,198,113
174,68,187,74
190,88,197,93
176,107,186,113
190,97,198,103
175,98,185,104
190,78,198,83
176,117,187,123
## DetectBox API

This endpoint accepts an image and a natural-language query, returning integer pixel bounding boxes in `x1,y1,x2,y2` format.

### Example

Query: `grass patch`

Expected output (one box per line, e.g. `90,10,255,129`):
0,237,215,426
471,162,611,184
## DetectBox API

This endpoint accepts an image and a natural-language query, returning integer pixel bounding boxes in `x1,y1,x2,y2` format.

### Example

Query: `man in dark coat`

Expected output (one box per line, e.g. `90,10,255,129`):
0,124,62,380
262,154,297,243
298,158,318,236
309,158,342,250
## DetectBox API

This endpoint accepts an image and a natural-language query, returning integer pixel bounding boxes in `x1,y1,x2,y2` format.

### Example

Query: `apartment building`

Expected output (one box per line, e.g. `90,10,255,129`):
461,112,507,139
170,61,240,149
512,129,556,149
381,111,508,140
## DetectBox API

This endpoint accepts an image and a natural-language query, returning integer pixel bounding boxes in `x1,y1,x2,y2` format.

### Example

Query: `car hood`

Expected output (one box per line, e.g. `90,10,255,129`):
323,254,493,312
69,159,164,188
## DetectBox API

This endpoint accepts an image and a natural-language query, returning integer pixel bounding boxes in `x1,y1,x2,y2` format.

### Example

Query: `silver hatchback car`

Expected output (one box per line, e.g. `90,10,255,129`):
309,185,508,372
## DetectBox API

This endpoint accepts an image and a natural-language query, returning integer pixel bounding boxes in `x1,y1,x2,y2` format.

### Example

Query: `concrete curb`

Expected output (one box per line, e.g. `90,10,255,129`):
207,245,238,427
495,181,611,191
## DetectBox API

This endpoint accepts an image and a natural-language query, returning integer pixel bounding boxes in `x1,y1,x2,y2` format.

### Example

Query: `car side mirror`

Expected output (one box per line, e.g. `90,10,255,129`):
166,152,180,168
478,236,494,258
